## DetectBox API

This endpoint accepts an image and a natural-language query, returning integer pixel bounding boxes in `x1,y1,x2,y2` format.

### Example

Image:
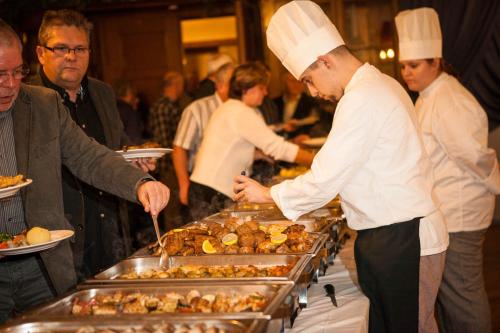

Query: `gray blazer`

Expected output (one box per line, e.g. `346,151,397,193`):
13,84,147,294
29,74,133,274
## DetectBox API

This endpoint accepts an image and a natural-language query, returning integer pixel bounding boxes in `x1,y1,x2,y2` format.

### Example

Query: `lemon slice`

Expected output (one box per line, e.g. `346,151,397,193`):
258,225,268,233
202,240,217,254
270,233,287,245
222,233,238,246
268,225,287,235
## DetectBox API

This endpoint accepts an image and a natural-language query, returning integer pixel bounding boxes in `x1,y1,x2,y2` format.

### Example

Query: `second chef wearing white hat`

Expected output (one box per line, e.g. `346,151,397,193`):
233,1,448,332
396,7,500,333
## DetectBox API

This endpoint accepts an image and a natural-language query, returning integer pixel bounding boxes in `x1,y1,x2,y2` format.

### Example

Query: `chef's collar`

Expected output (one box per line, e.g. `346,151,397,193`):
40,68,88,101
419,72,447,98
344,63,371,95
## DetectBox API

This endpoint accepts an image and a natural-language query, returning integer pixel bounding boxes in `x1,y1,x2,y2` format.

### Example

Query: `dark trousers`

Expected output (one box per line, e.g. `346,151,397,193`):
188,181,232,221
354,218,421,333
0,255,55,324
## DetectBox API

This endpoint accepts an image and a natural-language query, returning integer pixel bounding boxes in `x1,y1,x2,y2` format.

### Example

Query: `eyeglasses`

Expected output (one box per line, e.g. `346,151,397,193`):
0,65,30,85
43,45,90,56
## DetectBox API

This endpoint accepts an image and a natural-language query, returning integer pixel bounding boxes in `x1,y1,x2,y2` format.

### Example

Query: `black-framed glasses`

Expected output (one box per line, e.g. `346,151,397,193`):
43,45,90,56
0,64,30,84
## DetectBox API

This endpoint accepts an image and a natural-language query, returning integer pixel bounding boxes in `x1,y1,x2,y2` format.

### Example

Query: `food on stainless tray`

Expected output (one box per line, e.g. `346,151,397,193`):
26,226,51,245
117,263,294,280
71,290,268,315
76,323,228,333
148,220,315,256
0,174,25,189
122,141,162,151
0,227,51,249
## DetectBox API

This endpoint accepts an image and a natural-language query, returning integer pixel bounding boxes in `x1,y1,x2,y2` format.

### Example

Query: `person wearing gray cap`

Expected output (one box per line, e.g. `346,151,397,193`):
233,1,448,332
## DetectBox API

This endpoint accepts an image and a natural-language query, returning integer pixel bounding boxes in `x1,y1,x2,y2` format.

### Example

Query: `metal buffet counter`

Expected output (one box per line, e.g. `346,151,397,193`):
0,200,364,333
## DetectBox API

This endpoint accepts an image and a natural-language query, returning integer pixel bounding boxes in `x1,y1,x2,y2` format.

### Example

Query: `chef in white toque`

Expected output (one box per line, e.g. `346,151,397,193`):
233,2,449,332
396,7,500,333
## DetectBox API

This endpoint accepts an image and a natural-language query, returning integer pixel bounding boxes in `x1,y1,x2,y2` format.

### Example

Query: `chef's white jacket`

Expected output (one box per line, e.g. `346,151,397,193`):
271,63,448,256
415,73,500,232
191,99,299,198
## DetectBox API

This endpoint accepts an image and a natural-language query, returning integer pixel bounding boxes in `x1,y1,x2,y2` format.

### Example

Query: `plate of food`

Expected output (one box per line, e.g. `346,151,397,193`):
301,136,327,148
0,175,32,199
0,228,74,255
116,141,172,161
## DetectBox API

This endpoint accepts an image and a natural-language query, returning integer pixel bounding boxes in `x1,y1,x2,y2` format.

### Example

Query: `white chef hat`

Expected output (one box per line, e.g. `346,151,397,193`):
395,7,442,61
266,1,345,79
207,54,233,75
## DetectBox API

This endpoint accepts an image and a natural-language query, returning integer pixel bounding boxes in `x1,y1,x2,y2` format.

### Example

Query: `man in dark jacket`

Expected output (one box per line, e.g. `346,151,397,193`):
0,19,169,323
32,9,154,280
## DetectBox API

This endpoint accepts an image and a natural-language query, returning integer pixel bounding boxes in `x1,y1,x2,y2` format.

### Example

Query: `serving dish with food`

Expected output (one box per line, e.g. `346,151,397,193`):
116,142,172,161
141,221,323,257
23,282,295,321
0,228,74,255
85,254,309,284
0,175,32,199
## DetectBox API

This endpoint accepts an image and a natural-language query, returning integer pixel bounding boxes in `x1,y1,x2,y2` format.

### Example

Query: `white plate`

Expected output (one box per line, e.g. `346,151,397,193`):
0,230,74,255
301,137,327,147
0,179,33,199
116,148,172,161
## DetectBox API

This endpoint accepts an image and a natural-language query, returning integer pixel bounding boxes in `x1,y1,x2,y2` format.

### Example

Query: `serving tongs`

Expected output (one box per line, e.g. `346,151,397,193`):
151,214,169,267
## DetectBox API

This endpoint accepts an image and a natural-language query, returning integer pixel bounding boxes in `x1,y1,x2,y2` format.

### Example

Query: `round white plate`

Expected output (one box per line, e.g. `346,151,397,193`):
0,179,33,199
0,230,74,255
116,148,172,161
301,137,327,148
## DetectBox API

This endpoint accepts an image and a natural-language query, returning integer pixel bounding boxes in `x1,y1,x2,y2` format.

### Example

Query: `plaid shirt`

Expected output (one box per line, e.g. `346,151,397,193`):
148,96,183,148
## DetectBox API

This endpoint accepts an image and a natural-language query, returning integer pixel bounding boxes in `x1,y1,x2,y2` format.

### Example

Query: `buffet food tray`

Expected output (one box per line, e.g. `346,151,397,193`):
83,254,311,285
0,318,270,333
23,282,295,321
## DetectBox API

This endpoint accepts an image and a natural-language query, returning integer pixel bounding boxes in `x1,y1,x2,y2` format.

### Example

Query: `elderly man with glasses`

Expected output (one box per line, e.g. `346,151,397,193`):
0,18,169,323
29,9,155,282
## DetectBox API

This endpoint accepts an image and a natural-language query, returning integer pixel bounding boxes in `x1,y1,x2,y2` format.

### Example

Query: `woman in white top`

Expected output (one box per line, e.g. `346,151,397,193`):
189,62,313,220
396,8,500,333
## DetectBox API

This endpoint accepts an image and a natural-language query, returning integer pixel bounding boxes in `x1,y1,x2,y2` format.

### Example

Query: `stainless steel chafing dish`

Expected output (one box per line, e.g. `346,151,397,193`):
0,318,271,333
22,282,295,322
82,254,315,309
84,254,310,285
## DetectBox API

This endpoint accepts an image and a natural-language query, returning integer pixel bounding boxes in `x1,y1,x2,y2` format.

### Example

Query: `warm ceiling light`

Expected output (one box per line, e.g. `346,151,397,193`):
379,50,387,60
387,48,395,59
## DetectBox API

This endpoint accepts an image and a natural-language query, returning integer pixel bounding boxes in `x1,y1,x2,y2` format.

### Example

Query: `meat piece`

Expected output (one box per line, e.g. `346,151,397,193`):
224,218,240,232
211,239,225,254
224,244,239,254
238,246,254,254
276,243,291,254
238,233,255,248
193,235,217,254
284,224,305,234
243,220,259,232
235,224,253,237
213,227,230,241
123,299,149,313
165,233,184,255
180,246,195,256
256,241,277,254
254,230,266,244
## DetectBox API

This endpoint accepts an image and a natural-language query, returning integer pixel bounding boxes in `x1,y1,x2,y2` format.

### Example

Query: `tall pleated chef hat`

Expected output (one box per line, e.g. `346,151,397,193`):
266,0,345,79
395,7,442,61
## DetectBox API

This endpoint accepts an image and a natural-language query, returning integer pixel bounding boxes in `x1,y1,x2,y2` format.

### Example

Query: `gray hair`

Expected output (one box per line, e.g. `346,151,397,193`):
214,63,234,84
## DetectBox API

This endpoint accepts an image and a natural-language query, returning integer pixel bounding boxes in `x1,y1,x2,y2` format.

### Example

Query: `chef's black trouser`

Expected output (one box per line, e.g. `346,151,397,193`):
354,217,420,333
